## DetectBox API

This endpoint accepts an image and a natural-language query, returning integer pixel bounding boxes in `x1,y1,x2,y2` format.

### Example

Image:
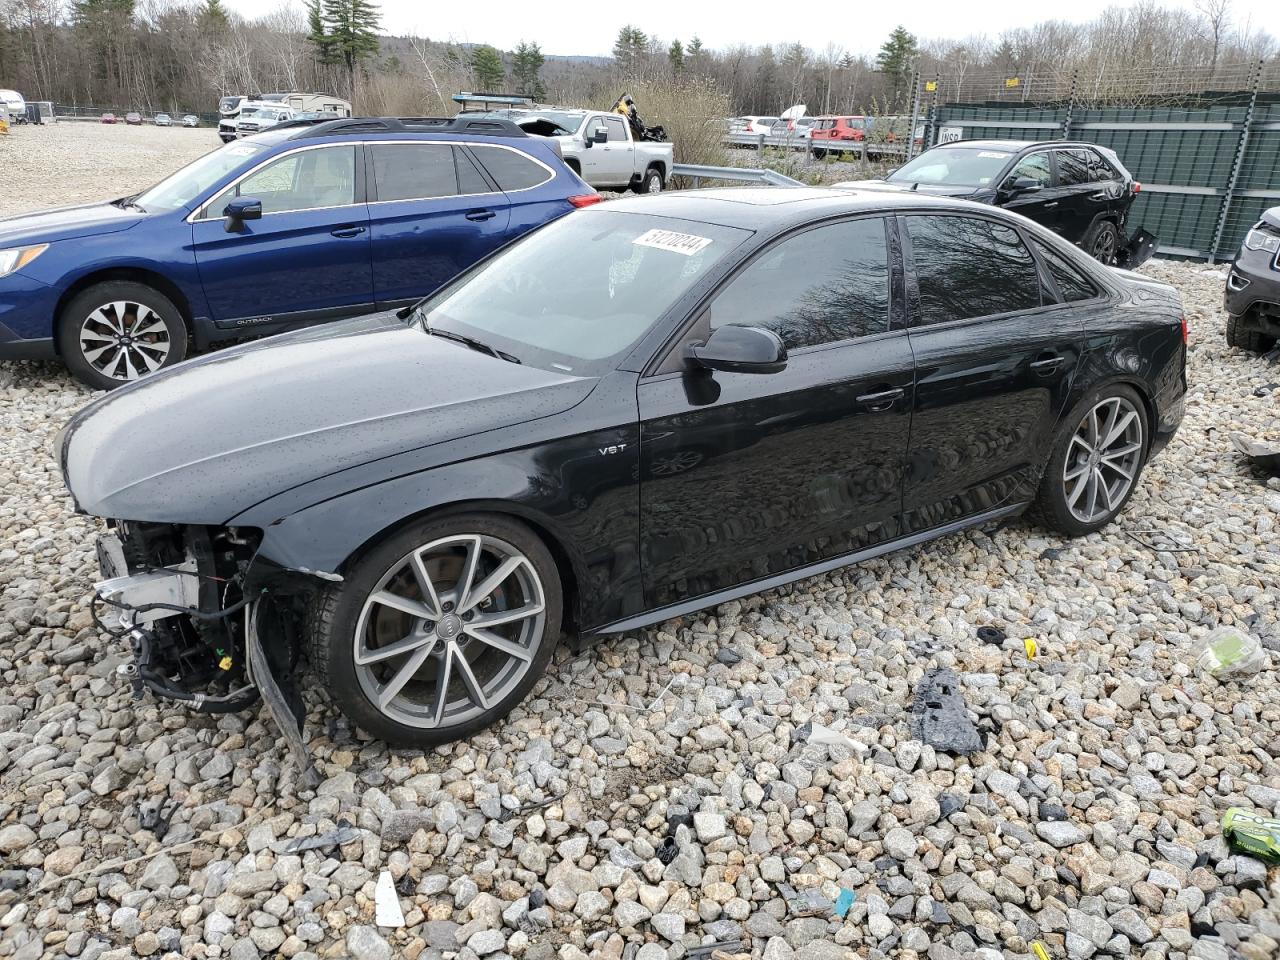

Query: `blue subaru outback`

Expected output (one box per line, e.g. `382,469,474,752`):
0,116,599,388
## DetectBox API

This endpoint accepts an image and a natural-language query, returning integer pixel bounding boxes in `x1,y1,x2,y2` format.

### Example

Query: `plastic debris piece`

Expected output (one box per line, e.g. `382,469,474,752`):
686,941,744,960
1231,432,1280,474
138,798,178,840
278,822,362,854
804,722,867,755
715,648,743,666
833,887,856,918
375,870,405,927
1038,547,1064,561
1222,808,1280,863
1022,638,1038,659
786,888,832,917
910,668,983,755
976,625,1006,645
656,835,679,864
1194,626,1267,679
1031,942,1051,960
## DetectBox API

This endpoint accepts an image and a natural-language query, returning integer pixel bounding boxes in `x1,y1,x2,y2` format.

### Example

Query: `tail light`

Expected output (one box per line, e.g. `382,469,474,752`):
1180,316,1188,343
1133,182,1142,193
569,194,603,208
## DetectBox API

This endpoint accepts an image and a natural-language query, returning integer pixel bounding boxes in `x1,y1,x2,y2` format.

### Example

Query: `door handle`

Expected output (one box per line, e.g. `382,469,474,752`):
1043,201,1059,208
466,209,496,222
856,386,905,411
1030,354,1064,374
331,225,365,238
1089,191,1108,201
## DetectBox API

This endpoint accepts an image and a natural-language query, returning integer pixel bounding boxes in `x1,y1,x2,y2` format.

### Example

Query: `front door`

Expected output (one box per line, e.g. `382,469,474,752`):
999,149,1066,234
365,142,511,306
192,143,373,328
899,212,1086,533
638,216,915,610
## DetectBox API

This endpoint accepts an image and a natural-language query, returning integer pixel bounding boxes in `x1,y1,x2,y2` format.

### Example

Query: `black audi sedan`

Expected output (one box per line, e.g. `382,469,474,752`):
60,188,1187,747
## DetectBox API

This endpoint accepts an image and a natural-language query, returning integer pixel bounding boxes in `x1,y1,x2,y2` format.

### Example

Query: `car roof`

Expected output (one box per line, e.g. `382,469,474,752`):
596,187,1001,231
936,139,1106,152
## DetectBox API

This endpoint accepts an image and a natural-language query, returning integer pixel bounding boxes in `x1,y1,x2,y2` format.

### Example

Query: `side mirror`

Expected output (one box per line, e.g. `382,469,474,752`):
223,196,262,232
588,127,608,145
686,325,787,375
1002,175,1043,197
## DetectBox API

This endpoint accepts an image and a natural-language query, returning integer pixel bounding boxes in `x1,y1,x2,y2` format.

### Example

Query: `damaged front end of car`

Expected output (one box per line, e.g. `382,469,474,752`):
92,520,325,786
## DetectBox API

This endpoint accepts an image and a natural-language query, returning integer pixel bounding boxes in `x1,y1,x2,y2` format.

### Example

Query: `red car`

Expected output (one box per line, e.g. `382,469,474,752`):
125,112,142,126
100,113,116,124
810,115,869,156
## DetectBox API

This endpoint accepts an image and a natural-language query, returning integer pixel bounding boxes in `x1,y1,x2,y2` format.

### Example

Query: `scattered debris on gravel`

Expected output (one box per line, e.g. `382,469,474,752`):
0,129,1278,960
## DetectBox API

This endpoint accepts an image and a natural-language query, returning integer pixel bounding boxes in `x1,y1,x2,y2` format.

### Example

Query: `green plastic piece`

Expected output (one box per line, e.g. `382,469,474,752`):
1222,807,1280,864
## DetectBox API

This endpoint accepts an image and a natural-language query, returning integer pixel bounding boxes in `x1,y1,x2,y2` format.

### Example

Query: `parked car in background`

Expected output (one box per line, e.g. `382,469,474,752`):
292,110,340,122
835,140,1153,266
730,116,780,136
1224,206,1280,353
0,89,26,123
154,113,172,127
58,186,1187,746
125,112,142,126
220,93,349,142
770,116,815,139
810,116,870,156
0,116,598,389
100,112,116,124
234,103,295,137
182,114,199,127
218,95,248,142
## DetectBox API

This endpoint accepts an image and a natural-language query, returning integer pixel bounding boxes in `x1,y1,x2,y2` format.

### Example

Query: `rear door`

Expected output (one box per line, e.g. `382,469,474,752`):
1053,147,1111,243
192,143,374,328
366,141,511,307
638,216,915,610
899,212,1087,532
467,143,564,239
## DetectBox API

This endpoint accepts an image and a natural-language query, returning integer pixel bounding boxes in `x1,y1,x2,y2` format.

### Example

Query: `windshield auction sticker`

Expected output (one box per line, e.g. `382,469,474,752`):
633,229,714,256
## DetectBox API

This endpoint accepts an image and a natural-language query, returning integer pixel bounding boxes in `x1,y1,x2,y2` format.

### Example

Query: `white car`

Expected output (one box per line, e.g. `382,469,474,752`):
0,89,26,124
181,115,199,128
154,113,172,127
730,116,779,135
234,103,295,138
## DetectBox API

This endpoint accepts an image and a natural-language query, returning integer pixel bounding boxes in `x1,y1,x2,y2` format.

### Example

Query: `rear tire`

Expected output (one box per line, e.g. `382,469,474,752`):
1226,312,1275,353
1031,384,1149,537
634,166,664,194
309,513,562,747
58,281,187,390
1083,219,1120,265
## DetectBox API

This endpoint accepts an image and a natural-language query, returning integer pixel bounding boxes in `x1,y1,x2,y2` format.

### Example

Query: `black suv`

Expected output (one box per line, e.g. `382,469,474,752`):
837,139,1153,267
1225,206,1280,352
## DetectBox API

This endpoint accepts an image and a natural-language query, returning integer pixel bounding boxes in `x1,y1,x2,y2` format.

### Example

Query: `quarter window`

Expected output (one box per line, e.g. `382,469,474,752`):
604,116,629,142
371,143,458,201
904,215,1042,325
1033,240,1100,302
206,145,356,216
709,218,891,350
471,145,552,191
1055,149,1092,186
1009,152,1052,187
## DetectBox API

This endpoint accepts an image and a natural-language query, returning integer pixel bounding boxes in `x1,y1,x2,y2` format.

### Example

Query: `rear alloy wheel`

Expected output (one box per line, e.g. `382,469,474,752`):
59,281,187,390
312,514,562,746
1033,386,1148,536
635,166,664,194
1084,220,1120,265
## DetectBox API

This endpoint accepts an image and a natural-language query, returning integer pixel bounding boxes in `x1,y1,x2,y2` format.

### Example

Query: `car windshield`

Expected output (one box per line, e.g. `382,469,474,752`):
133,141,265,211
417,211,750,375
888,146,1014,187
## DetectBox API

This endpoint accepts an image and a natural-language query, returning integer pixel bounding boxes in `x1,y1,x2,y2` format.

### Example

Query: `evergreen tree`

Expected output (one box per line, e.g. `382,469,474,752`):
612,25,647,72
200,0,229,29
668,38,684,72
876,26,918,100
470,45,505,90
318,0,380,98
511,40,545,99
306,0,332,62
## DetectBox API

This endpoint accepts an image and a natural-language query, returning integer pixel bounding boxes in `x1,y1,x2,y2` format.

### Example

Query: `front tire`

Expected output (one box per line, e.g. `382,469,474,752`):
1032,385,1149,536
309,513,562,747
634,166,664,194
1226,312,1275,353
57,281,187,390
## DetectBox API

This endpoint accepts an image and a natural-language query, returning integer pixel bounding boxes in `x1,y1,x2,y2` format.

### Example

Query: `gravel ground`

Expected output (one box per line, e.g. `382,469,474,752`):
1,126,1280,960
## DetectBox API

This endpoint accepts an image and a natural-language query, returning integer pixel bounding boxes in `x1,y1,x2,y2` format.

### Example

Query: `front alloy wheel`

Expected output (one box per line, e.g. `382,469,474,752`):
58,280,187,390
312,515,562,745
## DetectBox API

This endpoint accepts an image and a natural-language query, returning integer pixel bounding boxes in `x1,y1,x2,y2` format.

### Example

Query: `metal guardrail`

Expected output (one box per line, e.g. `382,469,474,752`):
671,163,804,188
723,132,909,157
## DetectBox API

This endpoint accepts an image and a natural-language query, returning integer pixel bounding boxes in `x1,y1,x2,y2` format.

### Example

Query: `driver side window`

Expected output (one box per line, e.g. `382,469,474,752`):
206,146,356,217
1009,152,1052,187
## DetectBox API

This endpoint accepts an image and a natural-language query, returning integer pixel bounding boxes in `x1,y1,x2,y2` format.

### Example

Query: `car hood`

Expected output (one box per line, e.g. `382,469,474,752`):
0,202,144,246
60,314,596,526
832,179,990,200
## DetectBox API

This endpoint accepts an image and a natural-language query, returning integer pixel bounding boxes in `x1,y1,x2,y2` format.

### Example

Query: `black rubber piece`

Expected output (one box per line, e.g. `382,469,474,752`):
976,626,1006,645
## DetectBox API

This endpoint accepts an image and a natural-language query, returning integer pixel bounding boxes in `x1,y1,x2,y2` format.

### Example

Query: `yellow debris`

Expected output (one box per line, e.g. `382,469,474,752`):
218,656,233,671
1031,942,1051,960
1023,638,1038,659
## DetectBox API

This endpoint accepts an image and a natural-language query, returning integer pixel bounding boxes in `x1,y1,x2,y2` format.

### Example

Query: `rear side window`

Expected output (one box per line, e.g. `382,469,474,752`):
455,147,492,194
371,143,457,200
471,145,553,191
1088,150,1119,182
1033,240,1100,302
1056,149,1092,186
709,217,890,350
904,215,1042,325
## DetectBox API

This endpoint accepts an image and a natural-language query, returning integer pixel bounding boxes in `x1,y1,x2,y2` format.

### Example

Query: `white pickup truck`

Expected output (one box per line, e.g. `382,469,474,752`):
506,108,674,194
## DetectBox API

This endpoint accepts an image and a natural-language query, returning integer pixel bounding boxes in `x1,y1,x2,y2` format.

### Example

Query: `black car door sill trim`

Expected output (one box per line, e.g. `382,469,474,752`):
591,502,1027,636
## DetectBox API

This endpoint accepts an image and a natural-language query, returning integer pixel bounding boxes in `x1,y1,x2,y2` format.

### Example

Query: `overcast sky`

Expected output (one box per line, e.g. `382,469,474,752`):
223,0,1273,57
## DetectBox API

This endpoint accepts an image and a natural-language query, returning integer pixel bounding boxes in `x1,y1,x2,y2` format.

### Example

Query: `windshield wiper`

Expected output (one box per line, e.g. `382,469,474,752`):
113,194,146,212
415,313,521,364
